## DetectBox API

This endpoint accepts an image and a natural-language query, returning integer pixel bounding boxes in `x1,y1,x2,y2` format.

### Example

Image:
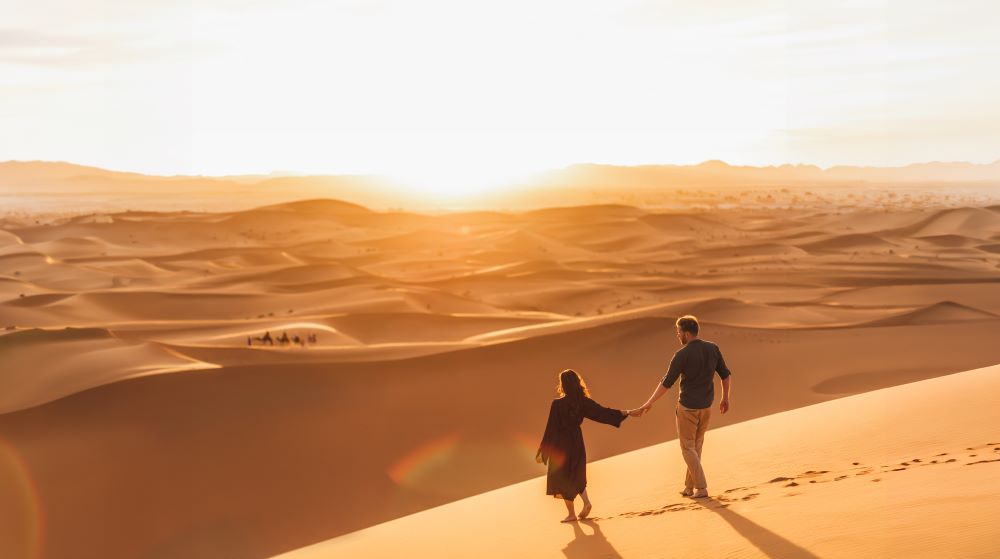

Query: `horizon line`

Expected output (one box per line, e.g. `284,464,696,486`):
3,157,1000,181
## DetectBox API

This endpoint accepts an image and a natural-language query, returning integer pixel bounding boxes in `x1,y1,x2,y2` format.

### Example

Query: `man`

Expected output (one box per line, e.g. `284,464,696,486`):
635,315,732,498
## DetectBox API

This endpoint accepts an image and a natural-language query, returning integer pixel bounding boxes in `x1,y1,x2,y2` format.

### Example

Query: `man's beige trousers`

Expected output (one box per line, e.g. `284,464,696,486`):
676,404,711,490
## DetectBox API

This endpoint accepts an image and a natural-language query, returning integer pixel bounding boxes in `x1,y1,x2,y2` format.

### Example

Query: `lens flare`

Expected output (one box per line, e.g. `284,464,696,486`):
0,438,43,559
387,434,461,488
512,431,542,461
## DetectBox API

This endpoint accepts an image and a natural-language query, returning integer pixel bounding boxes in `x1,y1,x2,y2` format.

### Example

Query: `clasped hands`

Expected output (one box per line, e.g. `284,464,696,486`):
627,398,730,418
626,404,652,418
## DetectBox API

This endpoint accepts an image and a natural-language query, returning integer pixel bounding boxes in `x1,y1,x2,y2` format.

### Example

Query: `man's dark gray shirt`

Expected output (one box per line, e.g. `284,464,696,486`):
661,339,732,409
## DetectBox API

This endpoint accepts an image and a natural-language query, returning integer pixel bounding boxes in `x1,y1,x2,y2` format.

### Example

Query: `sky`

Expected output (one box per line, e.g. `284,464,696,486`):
2,0,999,193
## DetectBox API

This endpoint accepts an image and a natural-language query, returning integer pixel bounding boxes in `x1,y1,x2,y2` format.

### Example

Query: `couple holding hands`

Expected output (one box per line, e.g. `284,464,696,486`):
535,315,733,522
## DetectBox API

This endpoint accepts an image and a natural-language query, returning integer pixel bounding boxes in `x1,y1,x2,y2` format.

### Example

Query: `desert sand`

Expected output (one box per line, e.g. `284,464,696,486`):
1,178,1000,558
277,363,1000,559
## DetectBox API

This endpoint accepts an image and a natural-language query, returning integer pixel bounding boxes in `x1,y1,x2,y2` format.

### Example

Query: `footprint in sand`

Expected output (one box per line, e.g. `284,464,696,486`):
967,459,1000,466
612,445,999,521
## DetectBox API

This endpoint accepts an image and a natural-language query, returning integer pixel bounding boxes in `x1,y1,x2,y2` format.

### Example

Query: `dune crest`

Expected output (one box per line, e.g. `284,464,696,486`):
0,327,218,413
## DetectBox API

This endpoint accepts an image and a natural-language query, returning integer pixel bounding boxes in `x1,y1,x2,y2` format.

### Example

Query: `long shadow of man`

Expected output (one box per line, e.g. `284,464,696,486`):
561,519,623,559
695,498,820,559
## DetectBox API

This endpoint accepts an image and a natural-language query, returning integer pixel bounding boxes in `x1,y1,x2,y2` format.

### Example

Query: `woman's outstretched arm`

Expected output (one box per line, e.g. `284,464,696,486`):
581,398,627,428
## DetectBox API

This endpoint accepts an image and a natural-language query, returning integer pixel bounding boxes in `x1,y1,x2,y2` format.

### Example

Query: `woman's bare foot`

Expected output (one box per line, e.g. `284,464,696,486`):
579,503,593,518
561,514,578,523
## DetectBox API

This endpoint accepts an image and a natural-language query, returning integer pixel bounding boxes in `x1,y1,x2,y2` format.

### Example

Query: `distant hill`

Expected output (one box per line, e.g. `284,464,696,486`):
2,159,999,213
0,161,408,212
527,160,1000,191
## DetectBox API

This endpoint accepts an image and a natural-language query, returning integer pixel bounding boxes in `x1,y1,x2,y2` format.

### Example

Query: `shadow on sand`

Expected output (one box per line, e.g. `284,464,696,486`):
562,519,624,559
696,498,820,559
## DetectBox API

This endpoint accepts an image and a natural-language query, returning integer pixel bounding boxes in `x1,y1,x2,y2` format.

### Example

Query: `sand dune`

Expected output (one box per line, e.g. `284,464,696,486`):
0,229,25,245
1,317,998,558
638,213,738,236
0,327,217,414
895,206,1000,239
324,313,552,344
1,197,1000,558
278,363,1000,559
255,198,374,216
798,233,899,253
818,282,1000,313
860,301,999,327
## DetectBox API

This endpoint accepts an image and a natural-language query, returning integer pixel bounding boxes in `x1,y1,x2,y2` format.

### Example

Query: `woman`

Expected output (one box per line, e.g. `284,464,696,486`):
536,369,633,522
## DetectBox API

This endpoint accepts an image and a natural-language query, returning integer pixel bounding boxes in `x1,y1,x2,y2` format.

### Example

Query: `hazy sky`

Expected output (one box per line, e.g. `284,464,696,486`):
2,0,999,190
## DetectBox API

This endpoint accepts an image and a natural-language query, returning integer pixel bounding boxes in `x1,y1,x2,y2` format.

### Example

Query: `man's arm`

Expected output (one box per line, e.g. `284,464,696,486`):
719,375,731,414
637,383,668,415
638,351,683,414
716,345,732,414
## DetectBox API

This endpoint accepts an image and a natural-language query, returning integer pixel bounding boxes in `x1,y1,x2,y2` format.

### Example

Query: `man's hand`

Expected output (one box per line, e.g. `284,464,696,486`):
628,408,645,418
535,449,547,464
719,398,730,414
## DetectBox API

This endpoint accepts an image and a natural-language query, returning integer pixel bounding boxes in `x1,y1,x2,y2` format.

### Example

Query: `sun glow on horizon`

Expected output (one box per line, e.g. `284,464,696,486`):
3,1,1000,181
383,160,552,199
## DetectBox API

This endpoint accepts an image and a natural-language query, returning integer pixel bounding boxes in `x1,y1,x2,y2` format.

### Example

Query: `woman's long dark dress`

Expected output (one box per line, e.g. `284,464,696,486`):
538,396,627,501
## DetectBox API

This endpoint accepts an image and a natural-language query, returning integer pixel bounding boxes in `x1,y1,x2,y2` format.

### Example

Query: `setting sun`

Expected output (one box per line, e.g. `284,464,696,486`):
385,156,549,200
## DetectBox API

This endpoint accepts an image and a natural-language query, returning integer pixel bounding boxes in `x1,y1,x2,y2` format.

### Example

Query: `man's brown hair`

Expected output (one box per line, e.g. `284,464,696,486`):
676,315,699,335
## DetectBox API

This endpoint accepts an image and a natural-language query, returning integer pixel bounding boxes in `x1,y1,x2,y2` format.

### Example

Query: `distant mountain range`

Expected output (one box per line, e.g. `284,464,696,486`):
4,158,999,189
528,160,1000,190
1,159,998,212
